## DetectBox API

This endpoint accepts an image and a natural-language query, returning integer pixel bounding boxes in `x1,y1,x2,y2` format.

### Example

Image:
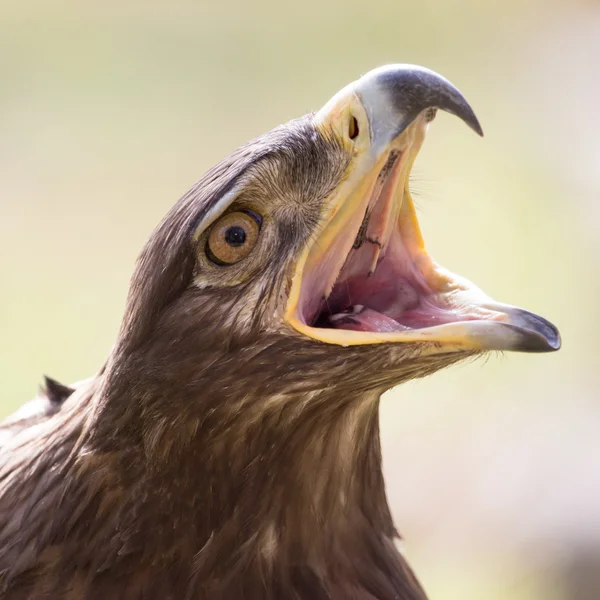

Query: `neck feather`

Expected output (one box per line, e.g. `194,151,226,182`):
84,360,429,600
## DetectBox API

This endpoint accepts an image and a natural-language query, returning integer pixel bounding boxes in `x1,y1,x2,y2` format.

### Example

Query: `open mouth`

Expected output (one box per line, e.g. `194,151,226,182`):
286,121,494,346
309,149,468,335
284,65,560,352
284,129,559,351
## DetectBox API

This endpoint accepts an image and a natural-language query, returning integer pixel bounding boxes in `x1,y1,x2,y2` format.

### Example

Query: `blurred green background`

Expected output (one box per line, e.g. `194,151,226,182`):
1,1,599,598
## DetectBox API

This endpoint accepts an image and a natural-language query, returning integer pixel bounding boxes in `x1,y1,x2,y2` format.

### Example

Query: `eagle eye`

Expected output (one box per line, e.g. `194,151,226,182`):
206,210,261,265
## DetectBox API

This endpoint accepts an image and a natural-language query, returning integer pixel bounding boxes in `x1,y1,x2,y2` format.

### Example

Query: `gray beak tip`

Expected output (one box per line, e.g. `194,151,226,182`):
357,63,484,142
470,117,484,138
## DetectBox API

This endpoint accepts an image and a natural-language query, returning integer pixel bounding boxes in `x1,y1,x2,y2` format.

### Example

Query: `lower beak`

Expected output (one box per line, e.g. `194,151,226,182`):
284,65,561,354
443,304,561,352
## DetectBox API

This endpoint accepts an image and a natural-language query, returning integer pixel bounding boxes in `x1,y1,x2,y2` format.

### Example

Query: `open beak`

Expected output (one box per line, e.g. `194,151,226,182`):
284,64,561,353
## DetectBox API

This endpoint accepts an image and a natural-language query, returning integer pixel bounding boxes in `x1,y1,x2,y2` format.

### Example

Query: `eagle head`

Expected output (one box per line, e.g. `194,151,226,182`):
116,64,559,403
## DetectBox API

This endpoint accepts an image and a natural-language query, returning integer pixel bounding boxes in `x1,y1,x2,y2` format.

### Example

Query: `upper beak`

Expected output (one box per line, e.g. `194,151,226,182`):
284,64,561,354
355,64,483,148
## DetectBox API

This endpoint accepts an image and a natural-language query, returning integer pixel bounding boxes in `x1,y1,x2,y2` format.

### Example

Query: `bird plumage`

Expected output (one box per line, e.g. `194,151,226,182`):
0,65,559,599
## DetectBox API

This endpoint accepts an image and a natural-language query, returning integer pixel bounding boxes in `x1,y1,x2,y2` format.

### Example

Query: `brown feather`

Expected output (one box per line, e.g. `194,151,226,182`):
0,115,471,599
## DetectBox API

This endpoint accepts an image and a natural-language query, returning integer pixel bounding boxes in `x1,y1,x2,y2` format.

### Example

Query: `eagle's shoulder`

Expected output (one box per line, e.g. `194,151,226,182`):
0,376,80,445
0,377,103,595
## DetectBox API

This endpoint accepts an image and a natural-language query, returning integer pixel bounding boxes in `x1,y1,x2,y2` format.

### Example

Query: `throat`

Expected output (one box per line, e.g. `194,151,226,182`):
119,385,426,599
85,337,433,600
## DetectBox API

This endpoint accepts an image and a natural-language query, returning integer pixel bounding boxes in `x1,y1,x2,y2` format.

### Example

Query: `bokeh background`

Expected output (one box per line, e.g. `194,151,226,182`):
1,1,599,598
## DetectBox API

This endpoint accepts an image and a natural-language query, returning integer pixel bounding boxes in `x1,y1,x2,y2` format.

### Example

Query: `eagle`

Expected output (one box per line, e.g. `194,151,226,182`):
0,65,560,599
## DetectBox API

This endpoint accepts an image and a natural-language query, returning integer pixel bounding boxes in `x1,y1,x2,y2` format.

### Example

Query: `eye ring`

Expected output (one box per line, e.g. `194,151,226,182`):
206,210,261,266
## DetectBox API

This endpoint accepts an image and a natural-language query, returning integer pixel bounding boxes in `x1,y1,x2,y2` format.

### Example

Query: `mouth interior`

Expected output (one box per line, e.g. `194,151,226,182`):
299,152,475,334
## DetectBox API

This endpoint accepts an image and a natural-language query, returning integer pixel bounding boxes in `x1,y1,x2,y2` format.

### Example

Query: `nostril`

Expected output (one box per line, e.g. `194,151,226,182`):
348,116,359,140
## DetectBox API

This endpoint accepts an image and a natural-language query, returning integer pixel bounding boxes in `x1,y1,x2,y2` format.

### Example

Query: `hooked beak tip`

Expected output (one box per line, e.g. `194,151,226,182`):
356,63,484,145
499,307,561,352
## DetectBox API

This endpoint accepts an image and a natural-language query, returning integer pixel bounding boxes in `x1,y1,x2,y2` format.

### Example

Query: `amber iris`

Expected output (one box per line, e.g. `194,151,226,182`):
207,211,260,265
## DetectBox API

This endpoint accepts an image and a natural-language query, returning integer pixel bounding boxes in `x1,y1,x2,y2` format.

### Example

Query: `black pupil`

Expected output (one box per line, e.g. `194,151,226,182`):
224,225,246,247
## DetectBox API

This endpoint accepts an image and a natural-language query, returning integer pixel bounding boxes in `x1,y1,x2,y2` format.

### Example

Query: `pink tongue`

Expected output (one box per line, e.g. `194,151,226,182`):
329,308,410,332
